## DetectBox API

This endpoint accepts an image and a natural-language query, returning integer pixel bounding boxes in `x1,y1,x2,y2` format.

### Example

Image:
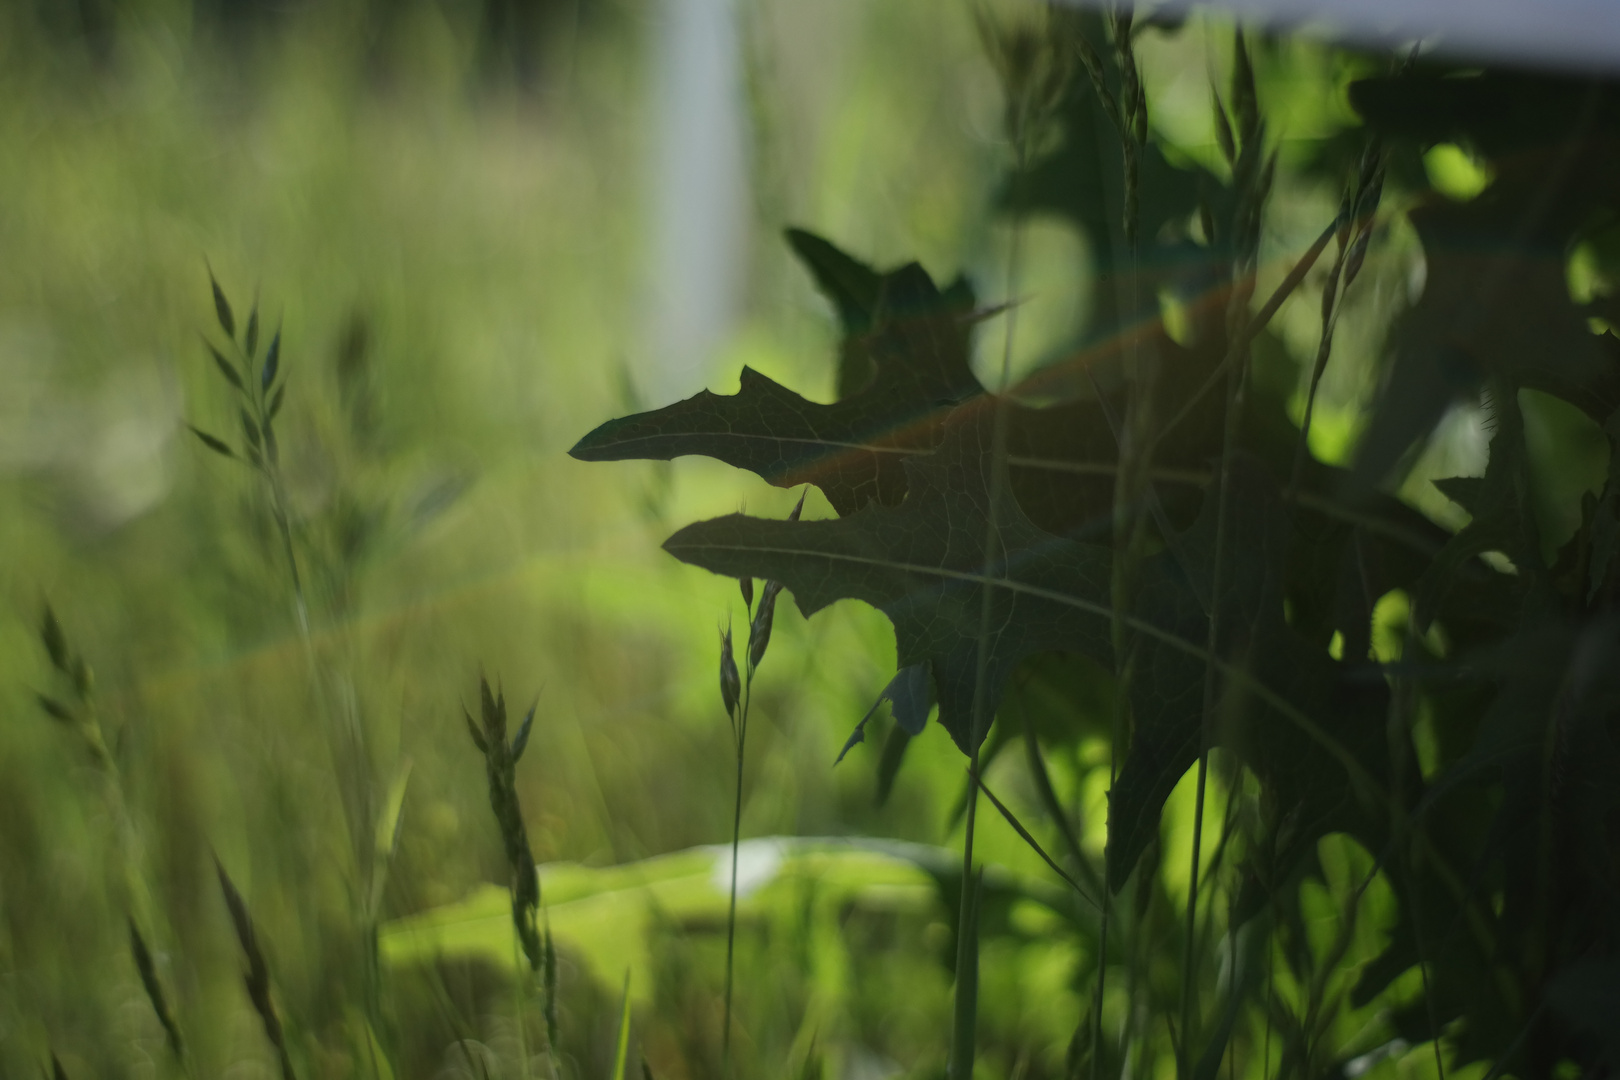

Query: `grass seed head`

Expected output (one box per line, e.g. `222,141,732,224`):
40,605,69,674
465,675,543,971
215,859,294,1078
720,625,741,720
209,267,235,341
543,916,559,1046
262,328,281,391
749,581,782,671
511,699,537,761
129,919,184,1059
36,693,74,724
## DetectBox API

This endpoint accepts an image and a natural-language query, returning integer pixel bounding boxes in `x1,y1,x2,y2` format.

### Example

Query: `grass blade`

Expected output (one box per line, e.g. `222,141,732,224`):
611,969,632,1080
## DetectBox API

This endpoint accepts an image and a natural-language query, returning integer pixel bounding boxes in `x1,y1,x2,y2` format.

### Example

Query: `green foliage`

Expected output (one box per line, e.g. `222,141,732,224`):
9,4,1620,1080
572,37,1620,1080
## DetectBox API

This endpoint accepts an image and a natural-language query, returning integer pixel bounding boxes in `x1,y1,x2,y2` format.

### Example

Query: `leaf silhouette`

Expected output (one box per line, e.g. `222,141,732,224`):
1011,48,1213,339
570,234,984,516
784,227,886,399
665,408,1391,886
1415,386,1548,629
1351,74,1620,481
836,662,934,765
664,407,1112,752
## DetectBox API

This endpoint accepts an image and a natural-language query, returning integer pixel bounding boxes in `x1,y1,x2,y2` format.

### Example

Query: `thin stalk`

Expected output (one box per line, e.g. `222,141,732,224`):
950,745,983,1080
514,935,533,1080
1180,756,1213,1078
1182,42,1267,1069
1294,140,1385,498
1153,217,1339,453
974,771,1101,910
1288,241,1348,498
1094,10,1154,1073
1391,617,1447,1080
723,672,753,1059
1023,720,1108,904
953,117,1031,1080
1262,945,1274,1080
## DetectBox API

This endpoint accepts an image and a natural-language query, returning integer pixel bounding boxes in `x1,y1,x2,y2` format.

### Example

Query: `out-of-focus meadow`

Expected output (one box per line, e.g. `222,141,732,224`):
8,1,1609,1078
0,2,1040,1075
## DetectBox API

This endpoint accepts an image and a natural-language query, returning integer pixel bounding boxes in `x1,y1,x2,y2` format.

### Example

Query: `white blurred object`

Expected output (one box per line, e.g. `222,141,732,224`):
1085,0,1620,73
711,837,787,898
0,321,180,528
644,0,750,404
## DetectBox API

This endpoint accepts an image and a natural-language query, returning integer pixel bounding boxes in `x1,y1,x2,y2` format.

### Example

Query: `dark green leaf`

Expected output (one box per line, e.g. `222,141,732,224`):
570,254,984,516
463,705,487,755
784,227,882,334
480,677,505,745
267,383,287,423
666,410,1391,889
884,662,933,734
240,408,261,452
261,328,280,391
187,425,235,459
1585,409,1620,601
70,656,91,699
207,341,245,393
511,700,536,761
840,662,936,765
40,604,68,674
36,694,73,723
1353,138,1620,482
1547,957,1620,1062
1350,71,1613,159
875,724,912,807
785,229,888,396
665,409,1111,753
1415,387,1546,629
209,269,235,340
245,303,259,360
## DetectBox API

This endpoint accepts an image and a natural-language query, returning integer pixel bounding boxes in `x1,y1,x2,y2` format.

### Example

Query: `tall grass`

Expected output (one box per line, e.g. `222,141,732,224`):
0,3,1529,1079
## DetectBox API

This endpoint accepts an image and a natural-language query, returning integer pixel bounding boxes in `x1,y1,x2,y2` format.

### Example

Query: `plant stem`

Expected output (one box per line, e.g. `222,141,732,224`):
952,110,1031,1080
1095,9,1154,1069
950,743,983,1080
723,674,752,1060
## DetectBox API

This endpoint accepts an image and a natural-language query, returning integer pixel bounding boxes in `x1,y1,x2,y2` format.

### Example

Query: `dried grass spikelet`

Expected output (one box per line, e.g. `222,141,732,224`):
33,604,107,767
36,605,189,1066
129,920,183,1059
745,490,806,674
215,859,296,1080
463,676,543,972
975,3,1075,159
719,625,741,730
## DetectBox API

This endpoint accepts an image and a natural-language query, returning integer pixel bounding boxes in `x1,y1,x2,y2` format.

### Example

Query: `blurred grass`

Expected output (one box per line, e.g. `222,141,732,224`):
0,2,1546,1078
0,1,1021,1075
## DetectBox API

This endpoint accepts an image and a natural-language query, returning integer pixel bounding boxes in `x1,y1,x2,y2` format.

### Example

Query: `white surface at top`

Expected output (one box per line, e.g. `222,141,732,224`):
1136,0,1620,72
